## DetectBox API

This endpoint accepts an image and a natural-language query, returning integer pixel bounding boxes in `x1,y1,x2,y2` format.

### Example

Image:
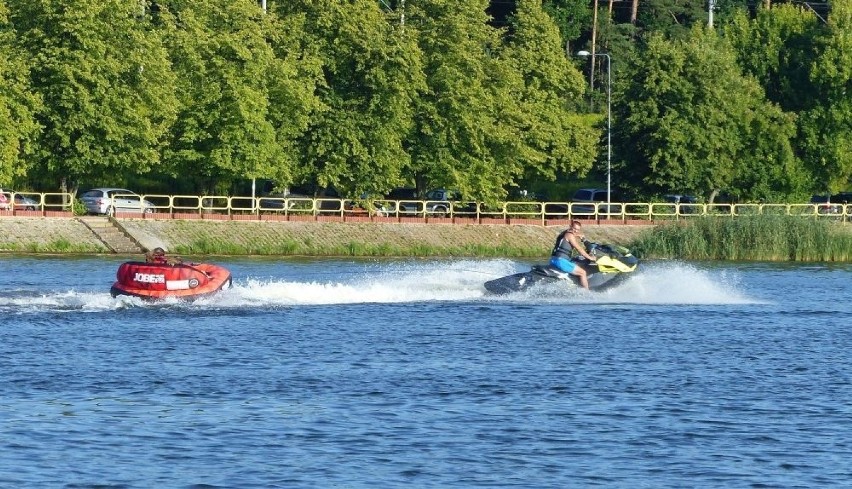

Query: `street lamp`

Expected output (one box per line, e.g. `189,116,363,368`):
577,50,611,211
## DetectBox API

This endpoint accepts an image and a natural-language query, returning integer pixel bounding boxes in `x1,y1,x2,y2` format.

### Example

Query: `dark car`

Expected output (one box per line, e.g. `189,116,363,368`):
423,188,479,217
831,192,852,204
664,194,700,214
810,194,842,215
385,187,419,201
570,188,621,216
259,192,313,211
259,186,343,212
383,187,421,215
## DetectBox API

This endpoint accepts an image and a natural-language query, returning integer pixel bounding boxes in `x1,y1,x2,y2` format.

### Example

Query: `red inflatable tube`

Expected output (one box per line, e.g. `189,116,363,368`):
110,261,232,300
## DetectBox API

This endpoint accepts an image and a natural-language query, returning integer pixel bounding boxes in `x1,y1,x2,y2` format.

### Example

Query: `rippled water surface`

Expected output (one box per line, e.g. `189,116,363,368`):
1,255,851,488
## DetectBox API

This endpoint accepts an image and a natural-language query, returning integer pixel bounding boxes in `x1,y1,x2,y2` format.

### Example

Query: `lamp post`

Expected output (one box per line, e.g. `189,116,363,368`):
577,50,611,211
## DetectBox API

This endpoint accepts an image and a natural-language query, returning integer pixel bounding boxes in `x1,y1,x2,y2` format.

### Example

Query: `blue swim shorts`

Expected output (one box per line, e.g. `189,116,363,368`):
550,257,577,274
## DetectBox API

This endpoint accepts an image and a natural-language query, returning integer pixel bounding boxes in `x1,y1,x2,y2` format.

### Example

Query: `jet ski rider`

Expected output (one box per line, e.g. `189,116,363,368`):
550,220,596,290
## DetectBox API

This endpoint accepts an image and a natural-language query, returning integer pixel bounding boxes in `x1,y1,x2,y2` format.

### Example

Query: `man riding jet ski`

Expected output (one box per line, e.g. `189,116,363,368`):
484,221,639,294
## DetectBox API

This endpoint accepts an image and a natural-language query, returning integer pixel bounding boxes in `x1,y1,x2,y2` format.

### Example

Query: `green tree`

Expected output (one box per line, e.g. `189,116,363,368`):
10,0,177,192
798,0,852,192
162,0,313,194
614,27,801,202
262,9,325,190
505,0,599,188
277,0,424,198
542,0,592,45
404,0,528,200
724,5,821,113
0,1,41,185
636,0,709,38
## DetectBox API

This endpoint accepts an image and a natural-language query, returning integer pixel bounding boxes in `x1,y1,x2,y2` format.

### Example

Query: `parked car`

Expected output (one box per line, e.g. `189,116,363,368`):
387,188,424,215
396,188,479,217
664,194,700,214
344,192,394,216
831,192,852,204
570,188,621,216
258,192,313,211
386,187,419,201
810,194,842,215
423,188,478,217
0,190,39,211
79,188,154,216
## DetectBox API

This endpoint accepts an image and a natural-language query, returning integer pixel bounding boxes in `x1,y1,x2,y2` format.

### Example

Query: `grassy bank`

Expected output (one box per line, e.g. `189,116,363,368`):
2,216,849,261
0,238,103,253
171,237,545,258
120,220,573,258
630,215,852,262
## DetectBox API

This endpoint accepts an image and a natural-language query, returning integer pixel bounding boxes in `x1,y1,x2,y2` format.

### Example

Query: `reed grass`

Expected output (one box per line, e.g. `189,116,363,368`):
630,215,852,262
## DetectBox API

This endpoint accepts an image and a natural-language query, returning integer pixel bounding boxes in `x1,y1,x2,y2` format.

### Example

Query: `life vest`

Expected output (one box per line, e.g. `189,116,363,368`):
551,229,581,260
550,229,576,260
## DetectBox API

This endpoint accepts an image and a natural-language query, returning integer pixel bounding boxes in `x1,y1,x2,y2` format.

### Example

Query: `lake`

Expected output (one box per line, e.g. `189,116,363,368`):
1,256,851,488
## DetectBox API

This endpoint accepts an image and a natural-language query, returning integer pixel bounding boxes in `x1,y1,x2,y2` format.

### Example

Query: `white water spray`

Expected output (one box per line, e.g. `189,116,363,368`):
0,260,758,311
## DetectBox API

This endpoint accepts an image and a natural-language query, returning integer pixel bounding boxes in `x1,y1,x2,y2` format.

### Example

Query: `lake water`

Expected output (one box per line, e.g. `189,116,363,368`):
1,255,851,488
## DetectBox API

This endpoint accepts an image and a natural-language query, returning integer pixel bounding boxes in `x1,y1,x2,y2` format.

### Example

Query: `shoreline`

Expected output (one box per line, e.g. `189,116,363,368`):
0,217,651,257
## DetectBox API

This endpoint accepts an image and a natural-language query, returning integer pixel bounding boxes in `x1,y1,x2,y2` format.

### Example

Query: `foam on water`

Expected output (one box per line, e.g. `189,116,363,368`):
473,260,758,305
597,261,757,304
0,259,759,311
212,259,502,307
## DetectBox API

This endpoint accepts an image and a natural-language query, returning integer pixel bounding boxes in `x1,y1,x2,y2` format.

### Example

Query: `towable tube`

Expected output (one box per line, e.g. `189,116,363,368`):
110,261,232,300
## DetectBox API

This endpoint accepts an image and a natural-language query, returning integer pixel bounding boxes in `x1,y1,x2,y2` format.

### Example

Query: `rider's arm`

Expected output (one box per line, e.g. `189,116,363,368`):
570,234,596,261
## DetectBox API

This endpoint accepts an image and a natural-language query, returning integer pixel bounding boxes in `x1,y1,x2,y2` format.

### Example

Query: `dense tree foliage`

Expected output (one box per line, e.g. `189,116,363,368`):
0,1,40,184
404,0,520,200
161,0,316,195
541,0,592,45
276,0,423,198
0,0,848,202
614,27,801,202
799,0,852,194
9,0,178,192
505,0,599,188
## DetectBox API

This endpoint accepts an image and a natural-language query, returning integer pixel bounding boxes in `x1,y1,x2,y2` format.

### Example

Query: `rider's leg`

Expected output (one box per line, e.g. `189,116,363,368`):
572,268,589,289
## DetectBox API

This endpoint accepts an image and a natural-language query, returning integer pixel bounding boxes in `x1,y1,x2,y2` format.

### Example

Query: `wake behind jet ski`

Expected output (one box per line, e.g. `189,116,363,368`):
483,242,639,295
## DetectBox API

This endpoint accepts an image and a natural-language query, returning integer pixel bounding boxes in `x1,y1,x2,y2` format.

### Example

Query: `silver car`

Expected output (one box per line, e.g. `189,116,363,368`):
0,190,39,211
79,188,154,216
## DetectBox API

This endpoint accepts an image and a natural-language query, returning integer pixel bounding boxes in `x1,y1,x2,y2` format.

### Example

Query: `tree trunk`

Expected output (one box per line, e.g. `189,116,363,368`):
607,0,614,51
708,189,719,204
590,0,599,92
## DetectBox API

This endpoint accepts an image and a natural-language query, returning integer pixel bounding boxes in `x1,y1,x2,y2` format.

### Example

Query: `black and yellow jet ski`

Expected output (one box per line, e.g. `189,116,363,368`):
484,243,639,294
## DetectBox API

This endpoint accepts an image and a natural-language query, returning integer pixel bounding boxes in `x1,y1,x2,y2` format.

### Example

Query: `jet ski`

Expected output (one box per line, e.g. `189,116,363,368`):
111,261,232,300
484,243,639,294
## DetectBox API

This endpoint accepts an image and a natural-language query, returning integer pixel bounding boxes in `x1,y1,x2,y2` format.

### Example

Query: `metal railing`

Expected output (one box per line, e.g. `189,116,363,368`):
0,191,75,213
1,192,850,223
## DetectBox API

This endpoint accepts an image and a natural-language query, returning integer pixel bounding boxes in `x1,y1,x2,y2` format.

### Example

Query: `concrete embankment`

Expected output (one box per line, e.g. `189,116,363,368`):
0,216,652,257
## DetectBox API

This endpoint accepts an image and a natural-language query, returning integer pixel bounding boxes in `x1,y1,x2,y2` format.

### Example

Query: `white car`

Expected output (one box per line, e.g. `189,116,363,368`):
79,188,154,216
